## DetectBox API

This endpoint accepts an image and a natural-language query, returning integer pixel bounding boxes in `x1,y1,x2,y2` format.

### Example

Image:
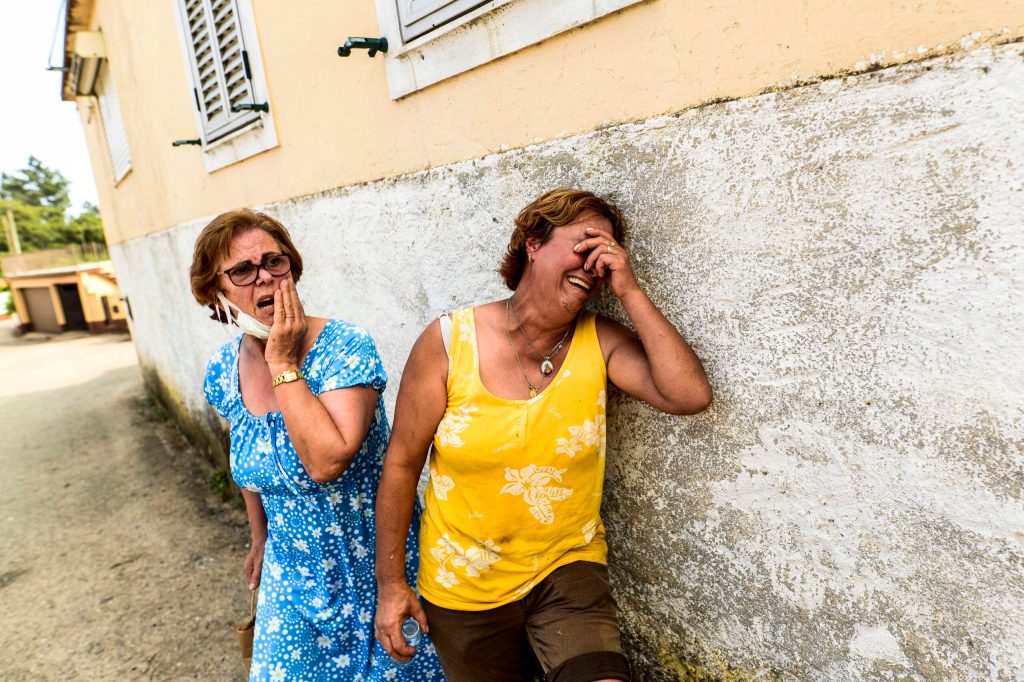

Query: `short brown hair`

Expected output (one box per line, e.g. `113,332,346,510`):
498,189,626,290
189,208,304,313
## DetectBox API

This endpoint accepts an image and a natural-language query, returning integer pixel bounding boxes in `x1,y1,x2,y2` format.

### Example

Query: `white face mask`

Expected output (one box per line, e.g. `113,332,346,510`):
217,292,272,339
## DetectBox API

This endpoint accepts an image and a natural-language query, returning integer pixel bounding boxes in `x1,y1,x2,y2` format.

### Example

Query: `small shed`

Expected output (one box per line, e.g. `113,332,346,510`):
2,248,128,334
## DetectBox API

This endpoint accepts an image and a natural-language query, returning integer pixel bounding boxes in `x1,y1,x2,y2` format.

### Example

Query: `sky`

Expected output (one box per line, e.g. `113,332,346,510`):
0,0,99,211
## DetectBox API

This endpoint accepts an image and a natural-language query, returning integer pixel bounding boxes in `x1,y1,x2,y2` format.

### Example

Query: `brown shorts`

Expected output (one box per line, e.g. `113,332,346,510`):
421,561,630,682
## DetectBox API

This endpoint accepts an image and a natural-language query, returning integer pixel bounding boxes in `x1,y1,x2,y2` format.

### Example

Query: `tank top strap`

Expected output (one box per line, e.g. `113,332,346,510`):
446,308,478,397
565,311,605,385
577,311,599,351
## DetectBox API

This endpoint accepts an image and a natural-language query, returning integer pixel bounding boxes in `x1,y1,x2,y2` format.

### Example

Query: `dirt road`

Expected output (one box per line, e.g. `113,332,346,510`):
0,324,252,680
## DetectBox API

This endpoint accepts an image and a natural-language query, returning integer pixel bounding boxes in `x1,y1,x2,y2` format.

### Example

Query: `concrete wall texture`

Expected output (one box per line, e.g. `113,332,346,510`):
112,43,1023,680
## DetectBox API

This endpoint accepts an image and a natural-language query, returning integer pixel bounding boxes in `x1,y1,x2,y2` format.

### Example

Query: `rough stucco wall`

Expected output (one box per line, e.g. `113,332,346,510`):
111,43,1024,680
80,0,1024,245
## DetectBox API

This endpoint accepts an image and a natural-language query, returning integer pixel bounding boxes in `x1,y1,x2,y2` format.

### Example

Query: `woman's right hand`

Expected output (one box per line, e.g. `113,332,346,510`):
243,538,265,590
375,581,428,662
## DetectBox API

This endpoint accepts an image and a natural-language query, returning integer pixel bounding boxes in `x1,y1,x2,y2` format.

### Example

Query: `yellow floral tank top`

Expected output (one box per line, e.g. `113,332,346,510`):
418,307,608,610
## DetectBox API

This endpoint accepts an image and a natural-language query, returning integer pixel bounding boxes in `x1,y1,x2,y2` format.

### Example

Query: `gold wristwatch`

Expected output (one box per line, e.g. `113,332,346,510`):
272,368,305,388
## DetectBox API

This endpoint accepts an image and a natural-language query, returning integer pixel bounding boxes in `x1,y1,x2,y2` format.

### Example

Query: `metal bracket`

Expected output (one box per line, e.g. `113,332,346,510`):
232,102,269,113
338,37,388,58
172,138,202,147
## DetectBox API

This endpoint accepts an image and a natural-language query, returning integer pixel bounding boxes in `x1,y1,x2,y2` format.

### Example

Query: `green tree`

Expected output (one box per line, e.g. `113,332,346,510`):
66,202,105,246
0,158,105,253
1,156,71,210
0,200,56,251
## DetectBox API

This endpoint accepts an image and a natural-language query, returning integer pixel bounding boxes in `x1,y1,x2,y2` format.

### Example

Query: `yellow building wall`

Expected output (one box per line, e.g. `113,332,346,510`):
9,282,30,324
80,272,126,322
76,0,1024,245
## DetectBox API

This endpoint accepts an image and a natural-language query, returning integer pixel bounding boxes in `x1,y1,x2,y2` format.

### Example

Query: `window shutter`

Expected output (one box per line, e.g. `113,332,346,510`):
181,0,259,143
396,0,489,42
95,63,132,183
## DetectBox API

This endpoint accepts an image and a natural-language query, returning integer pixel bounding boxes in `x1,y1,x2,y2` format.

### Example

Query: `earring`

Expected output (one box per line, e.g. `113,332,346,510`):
528,253,534,262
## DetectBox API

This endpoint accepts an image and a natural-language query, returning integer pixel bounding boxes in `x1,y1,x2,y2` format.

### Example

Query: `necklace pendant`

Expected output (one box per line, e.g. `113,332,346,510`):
540,359,554,377
529,387,538,398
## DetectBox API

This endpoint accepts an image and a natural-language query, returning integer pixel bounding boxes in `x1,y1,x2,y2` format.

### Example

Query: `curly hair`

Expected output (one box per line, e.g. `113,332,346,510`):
498,189,627,290
189,208,304,321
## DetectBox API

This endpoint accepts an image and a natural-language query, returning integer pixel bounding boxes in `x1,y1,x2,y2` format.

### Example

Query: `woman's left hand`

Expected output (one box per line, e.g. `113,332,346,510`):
265,278,308,371
579,225,640,300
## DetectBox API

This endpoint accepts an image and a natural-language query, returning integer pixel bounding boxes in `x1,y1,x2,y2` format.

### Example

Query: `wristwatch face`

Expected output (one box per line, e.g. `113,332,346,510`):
274,369,302,386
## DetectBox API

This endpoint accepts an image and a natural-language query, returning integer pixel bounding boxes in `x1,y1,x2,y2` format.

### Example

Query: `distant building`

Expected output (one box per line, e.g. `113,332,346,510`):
2,246,126,334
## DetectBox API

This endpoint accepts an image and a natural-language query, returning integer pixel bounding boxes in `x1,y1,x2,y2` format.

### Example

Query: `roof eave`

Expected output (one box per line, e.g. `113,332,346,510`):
4,261,115,280
60,0,96,101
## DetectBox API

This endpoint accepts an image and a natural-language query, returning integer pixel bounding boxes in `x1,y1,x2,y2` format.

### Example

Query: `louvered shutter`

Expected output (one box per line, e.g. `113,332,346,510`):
95,63,132,183
181,0,259,143
396,0,489,42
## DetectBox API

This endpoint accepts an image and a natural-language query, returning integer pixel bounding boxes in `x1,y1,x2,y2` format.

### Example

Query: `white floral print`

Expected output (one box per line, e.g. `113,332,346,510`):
555,415,606,458
435,404,478,447
582,519,598,544
429,534,502,588
436,566,459,588
430,467,455,500
500,464,574,525
511,579,536,600
458,315,477,364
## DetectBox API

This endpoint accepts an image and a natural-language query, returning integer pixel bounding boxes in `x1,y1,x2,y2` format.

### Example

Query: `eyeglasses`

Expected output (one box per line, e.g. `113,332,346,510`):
218,253,292,286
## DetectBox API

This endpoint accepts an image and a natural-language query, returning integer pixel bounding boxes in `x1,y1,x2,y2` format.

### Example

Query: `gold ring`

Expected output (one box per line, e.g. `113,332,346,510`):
607,244,615,254
609,241,616,247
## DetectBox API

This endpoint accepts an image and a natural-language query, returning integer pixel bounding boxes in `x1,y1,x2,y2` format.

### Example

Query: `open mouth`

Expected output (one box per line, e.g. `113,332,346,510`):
567,276,592,292
256,295,275,310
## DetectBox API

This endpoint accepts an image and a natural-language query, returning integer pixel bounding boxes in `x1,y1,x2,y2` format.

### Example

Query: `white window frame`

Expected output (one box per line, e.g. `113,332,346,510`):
172,0,277,173
375,0,645,100
94,61,133,185
394,0,489,43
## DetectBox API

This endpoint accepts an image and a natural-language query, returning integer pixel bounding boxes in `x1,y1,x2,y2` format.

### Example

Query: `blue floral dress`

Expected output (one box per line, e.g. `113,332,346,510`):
204,320,446,681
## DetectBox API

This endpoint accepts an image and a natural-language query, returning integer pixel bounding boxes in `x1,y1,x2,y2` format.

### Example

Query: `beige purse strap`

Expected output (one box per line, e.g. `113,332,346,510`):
249,588,258,618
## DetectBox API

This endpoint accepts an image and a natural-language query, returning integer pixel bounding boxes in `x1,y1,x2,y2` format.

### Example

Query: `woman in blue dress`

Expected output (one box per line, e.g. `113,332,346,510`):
190,208,445,681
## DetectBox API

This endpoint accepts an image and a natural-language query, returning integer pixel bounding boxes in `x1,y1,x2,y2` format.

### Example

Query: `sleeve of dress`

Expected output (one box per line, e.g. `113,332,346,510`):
318,325,388,394
203,345,232,418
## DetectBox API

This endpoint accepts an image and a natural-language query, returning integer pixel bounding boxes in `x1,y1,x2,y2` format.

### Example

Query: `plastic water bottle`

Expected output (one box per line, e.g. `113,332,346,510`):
393,617,422,667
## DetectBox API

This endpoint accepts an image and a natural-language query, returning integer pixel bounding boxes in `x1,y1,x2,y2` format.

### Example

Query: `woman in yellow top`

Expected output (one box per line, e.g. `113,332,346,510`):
375,189,712,682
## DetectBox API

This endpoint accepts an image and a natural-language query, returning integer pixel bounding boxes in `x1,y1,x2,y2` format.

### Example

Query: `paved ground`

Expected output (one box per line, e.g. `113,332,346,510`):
0,322,251,680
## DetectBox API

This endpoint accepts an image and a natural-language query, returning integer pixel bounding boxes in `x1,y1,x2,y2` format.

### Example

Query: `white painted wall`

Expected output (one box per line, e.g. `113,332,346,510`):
112,43,1024,679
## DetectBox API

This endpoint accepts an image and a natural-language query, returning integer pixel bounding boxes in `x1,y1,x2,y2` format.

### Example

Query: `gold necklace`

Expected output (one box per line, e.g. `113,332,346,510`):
507,297,573,377
504,298,543,398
